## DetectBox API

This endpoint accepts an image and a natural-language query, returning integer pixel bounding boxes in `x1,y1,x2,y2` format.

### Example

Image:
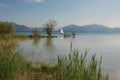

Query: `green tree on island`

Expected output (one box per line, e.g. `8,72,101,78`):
43,19,57,37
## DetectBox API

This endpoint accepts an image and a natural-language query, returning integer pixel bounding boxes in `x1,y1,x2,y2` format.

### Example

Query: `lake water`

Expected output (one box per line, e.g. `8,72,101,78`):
18,33,120,80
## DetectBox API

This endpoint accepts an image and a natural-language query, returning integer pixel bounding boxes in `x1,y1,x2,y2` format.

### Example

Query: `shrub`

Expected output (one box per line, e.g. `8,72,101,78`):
0,21,15,35
32,28,40,38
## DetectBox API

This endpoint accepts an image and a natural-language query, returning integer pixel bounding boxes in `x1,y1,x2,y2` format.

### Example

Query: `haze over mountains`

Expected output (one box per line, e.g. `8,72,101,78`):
62,24,120,33
12,22,31,32
12,22,120,33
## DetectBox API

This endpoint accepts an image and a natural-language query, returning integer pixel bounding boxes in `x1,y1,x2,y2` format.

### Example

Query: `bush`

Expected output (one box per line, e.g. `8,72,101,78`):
0,21,15,35
32,28,40,38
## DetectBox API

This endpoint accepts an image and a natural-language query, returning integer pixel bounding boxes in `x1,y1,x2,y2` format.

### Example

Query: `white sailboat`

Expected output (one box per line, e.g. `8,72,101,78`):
60,28,64,34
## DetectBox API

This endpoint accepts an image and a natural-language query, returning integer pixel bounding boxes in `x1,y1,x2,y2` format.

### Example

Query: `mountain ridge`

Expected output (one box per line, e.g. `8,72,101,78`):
11,22,32,32
11,22,120,33
62,24,120,33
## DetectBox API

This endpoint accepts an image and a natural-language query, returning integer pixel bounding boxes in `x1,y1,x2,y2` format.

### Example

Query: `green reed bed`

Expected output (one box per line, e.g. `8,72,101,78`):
47,50,108,80
26,43,109,80
0,40,31,80
41,44,109,80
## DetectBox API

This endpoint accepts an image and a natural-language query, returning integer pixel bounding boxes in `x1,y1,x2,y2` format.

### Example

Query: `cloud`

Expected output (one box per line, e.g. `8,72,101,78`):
26,0,44,3
35,0,43,3
0,3,8,8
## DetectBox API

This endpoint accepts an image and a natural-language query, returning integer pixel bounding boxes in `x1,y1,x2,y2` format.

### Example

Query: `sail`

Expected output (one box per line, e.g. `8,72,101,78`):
60,28,64,34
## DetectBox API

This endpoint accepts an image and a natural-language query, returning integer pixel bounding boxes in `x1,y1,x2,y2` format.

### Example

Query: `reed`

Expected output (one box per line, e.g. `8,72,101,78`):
28,43,109,80
47,47,108,80
0,40,32,80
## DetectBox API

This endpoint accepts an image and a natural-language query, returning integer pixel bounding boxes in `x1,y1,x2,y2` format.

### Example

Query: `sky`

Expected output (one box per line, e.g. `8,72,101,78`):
0,0,120,28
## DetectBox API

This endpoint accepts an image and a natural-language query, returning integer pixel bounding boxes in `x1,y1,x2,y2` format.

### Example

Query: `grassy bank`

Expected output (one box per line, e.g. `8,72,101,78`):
0,40,32,80
0,37,108,80
0,34,58,41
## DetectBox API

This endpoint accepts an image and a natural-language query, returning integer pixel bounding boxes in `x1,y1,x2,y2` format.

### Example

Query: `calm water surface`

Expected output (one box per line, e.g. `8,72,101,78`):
18,33,120,80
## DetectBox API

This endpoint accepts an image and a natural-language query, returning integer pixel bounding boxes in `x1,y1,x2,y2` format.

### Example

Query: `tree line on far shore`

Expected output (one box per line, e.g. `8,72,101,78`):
0,19,57,37
0,19,75,38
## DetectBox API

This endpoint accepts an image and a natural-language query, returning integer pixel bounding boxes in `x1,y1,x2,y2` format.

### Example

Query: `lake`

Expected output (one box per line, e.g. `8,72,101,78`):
18,33,120,80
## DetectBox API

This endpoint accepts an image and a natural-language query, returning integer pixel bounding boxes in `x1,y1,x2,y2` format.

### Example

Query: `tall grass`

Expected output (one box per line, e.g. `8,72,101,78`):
48,45,108,80
0,34,29,41
0,40,31,80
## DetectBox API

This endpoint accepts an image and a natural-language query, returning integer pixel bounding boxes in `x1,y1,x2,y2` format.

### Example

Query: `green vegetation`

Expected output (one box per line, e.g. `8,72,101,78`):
0,21,15,35
0,40,32,80
43,43,108,80
64,33,71,38
48,50,108,80
43,19,57,37
63,32,76,38
30,43,108,80
32,28,40,38
0,35,29,40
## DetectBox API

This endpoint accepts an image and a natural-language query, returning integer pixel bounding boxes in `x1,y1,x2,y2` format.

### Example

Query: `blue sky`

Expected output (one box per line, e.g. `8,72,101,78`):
0,0,120,27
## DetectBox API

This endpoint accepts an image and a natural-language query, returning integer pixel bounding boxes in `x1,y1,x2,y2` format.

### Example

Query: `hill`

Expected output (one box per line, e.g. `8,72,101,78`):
11,22,120,33
62,24,119,33
11,22,32,32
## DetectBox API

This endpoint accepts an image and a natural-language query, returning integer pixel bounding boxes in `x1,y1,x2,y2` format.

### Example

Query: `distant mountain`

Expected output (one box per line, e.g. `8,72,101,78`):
11,22,120,33
37,27,59,32
38,27,45,32
112,28,120,32
11,22,32,32
63,24,80,32
62,24,120,33
12,22,46,32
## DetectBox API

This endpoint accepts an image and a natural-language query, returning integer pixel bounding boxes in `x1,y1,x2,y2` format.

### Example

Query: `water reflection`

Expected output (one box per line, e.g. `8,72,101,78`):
44,38,57,53
33,38,40,47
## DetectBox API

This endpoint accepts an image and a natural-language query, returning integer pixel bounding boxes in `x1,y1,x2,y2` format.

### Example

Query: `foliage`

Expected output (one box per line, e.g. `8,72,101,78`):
0,21,15,35
48,50,108,80
43,19,57,36
0,34,29,40
32,28,40,38
64,33,71,38
0,40,31,80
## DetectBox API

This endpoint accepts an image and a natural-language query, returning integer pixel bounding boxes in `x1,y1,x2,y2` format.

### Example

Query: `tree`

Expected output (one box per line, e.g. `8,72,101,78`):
0,22,15,35
32,28,40,38
43,19,57,36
